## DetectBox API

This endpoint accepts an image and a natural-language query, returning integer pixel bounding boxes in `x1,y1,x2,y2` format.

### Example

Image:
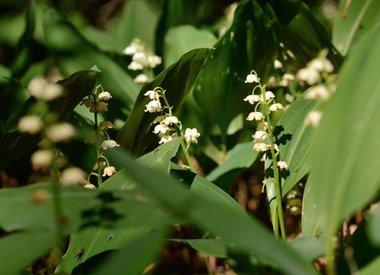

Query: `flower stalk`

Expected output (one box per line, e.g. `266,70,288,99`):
244,70,287,240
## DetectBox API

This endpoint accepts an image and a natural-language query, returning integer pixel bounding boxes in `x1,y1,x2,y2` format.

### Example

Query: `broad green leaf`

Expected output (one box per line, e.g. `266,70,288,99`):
57,226,164,274
288,236,324,263
0,230,55,275
108,149,317,275
193,0,276,140
270,0,342,66
117,0,161,50
190,175,244,217
118,48,209,155
164,25,217,68
92,227,168,275
277,96,317,195
357,256,380,275
176,239,227,258
43,9,138,115
0,70,97,168
333,0,380,56
207,142,258,190
302,25,380,247
0,183,166,233
58,139,180,273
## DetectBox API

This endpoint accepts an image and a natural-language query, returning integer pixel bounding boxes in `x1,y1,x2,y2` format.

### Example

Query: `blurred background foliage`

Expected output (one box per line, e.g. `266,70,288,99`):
5,0,380,274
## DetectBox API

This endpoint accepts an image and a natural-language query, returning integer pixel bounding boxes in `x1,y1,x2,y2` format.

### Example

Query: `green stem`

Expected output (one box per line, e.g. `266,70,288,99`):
50,149,63,246
326,235,336,275
180,140,196,173
92,93,103,186
260,85,287,240
160,90,196,173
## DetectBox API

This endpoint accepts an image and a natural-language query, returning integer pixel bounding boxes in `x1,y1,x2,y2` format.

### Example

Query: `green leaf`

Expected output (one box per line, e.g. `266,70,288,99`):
288,236,324,263
117,0,161,50
277,96,317,195
0,230,55,275
0,183,167,233
58,140,180,273
43,9,138,115
333,0,380,56
118,48,209,155
190,175,244,217
302,25,380,246
57,226,164,274
177,239,227,258
193,1,276,140
0,70,98,168
164,25,217,68
108,149,317,275
270,0,342,66
92,227,168,275
357,256,380,275
207,142,258,190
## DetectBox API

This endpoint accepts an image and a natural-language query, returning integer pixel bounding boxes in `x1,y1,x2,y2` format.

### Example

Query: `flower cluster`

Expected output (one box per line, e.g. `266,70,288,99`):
123,39,162,84
143,87,200,148
17,77,88,186
80,85,119,187
267,50,335,128
244,70,288,170
298,50,335,128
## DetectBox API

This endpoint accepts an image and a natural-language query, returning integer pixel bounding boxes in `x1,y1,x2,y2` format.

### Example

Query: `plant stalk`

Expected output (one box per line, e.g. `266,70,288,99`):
260,85,287,240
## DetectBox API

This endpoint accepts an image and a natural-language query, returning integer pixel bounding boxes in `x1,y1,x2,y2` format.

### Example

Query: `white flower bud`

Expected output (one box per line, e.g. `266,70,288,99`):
18,115,43,134
247,112,264,121
277,161,288,170
184,128,200,145
269,103,284,112
134,74,149,83
31,150,53,170
100,140,120,150
144,100,162,113
144,90,160,100
102,166,117,177
253,142,269,152
163,116,179,125
60,167,86,186
304,111,322,127
304,84,330,101
245,73,259,83
46,123,76,143
153,124,170,134
274,60,283,69
243,94,261,105
27,77,64,101
98,91,112,101
296,67,320,85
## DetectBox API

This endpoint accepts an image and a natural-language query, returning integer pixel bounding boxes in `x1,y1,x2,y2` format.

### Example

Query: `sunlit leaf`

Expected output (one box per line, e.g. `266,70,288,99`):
164,25,217,68
207,142,258,190
277,96,317,195
57,139,180,273
302,24,380,250
108,148,317,274
333,0,380,56
92,227,168,275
